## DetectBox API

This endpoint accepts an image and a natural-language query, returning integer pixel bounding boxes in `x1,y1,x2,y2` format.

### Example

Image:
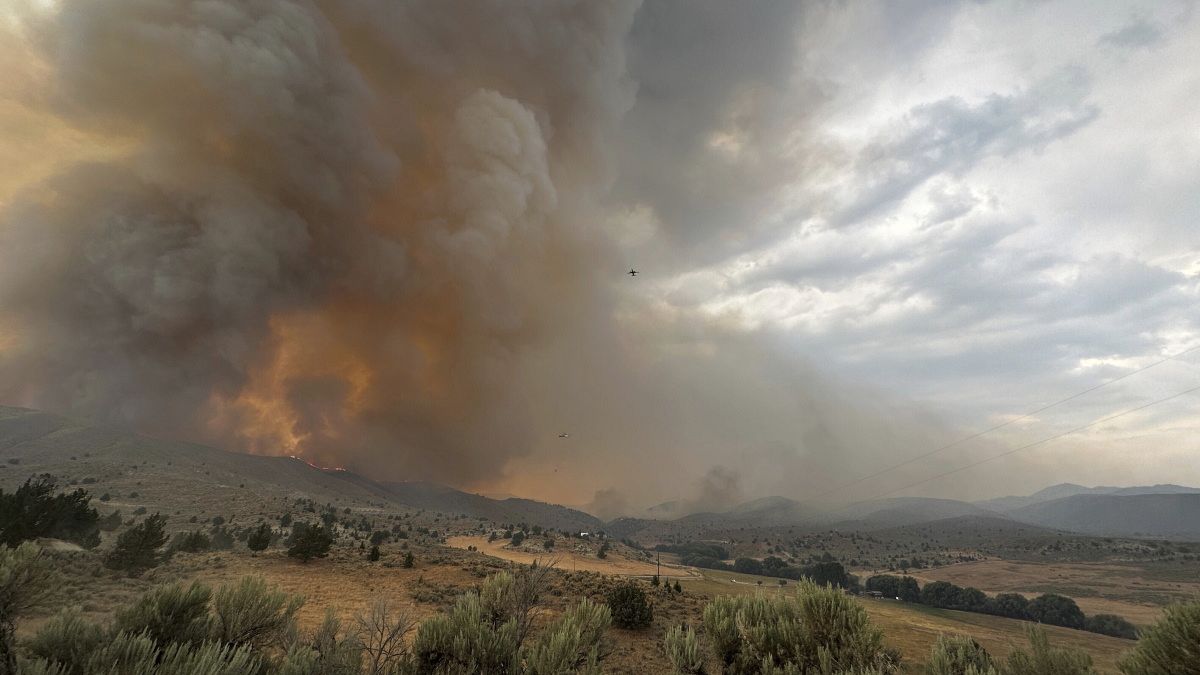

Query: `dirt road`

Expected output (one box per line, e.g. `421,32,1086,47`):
446,536,702,579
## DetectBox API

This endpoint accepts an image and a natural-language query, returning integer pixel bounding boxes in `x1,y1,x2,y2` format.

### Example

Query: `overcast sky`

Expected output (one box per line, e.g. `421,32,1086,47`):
604,0,1200,501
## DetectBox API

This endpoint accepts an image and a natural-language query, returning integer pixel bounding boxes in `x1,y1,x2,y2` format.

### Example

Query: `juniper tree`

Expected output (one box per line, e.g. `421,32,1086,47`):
247,522,272,552
287,523,333,563
104,513,168,574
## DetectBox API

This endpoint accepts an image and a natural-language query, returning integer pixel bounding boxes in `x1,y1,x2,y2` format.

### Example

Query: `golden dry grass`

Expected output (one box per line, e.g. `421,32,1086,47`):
906,559,1200,627
29,543,1141,675
678,568,1134,674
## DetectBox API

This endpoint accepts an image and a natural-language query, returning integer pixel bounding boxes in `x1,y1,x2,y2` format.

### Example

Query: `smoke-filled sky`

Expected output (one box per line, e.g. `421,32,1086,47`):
1,0,1197,516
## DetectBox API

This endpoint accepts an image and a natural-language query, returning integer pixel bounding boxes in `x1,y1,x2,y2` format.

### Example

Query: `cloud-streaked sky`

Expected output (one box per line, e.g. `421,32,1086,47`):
0,0,1196,512
604,0,1200,503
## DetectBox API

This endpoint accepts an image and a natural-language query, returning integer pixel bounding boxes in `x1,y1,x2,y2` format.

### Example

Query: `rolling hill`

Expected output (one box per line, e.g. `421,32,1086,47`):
0,406,599,531
829,497,996,528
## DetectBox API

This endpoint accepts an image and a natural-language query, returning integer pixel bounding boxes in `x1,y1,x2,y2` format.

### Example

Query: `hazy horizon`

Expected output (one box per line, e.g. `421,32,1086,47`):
1,0,1197,515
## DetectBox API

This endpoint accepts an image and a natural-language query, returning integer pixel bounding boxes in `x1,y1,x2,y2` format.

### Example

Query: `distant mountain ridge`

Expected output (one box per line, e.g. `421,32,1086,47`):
1008,493,1200,539
977,482,1200,512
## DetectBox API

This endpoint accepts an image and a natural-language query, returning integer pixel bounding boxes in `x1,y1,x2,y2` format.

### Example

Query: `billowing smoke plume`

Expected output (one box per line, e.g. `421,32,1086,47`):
0,0,961,512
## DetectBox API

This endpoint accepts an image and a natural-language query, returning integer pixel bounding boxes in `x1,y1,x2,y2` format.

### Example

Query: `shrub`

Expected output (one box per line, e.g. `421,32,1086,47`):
1083,613,1136,639
287,523,333,563
286,610,364,674
511,531,526,546
355,599,415,675
25,607,104,674
664,625,705,675
370,530,388,546
522,598,610,674
700,580,899,674
170,529,211,553
606,583,653,629
1118,599,1200,674
115,581,213,647
210,525,235,550
105,513,168,574
403,551,415,568
1000,625,1093,675
211,577,304,653
369,545,381,562
247,523,272,552
49,631,260,675
925,634,996,675
410,568,609,674
0,542,56,672
0,476,100,548
1027,594,1085,630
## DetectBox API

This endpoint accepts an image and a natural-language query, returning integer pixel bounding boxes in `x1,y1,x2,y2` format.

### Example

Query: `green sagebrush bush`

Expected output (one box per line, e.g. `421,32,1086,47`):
409,567,610,675
24,608,105,675
0,542,56,673
1000,626,1094,675
664,625,706,675
1118,598,1200,675
690,580,900,675
924,635,996,675
211,576,304,652
22,576,304,674
924,627,1096,675
24,627,260,675
114,581,213,648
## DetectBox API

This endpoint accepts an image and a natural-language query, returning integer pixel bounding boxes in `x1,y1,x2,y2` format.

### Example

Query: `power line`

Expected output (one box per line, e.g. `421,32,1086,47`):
814,343,1200,500
839,382,1200,508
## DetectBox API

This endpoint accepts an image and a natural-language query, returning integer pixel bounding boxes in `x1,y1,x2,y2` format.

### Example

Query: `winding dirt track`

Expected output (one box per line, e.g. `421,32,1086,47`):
446,536,702,579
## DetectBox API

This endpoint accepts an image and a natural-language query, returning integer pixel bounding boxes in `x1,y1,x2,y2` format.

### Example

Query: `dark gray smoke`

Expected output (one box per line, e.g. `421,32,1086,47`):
0,0,962,513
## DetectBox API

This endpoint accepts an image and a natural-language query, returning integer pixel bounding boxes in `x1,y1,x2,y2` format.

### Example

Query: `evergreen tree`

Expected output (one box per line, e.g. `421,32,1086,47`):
246,523,272,552
606,583,653,629
105,513,168,574
287,523,333,563
0,476,100,548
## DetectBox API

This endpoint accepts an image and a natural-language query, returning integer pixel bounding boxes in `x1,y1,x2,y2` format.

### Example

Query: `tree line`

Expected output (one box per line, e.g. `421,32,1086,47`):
865,574,1137,640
